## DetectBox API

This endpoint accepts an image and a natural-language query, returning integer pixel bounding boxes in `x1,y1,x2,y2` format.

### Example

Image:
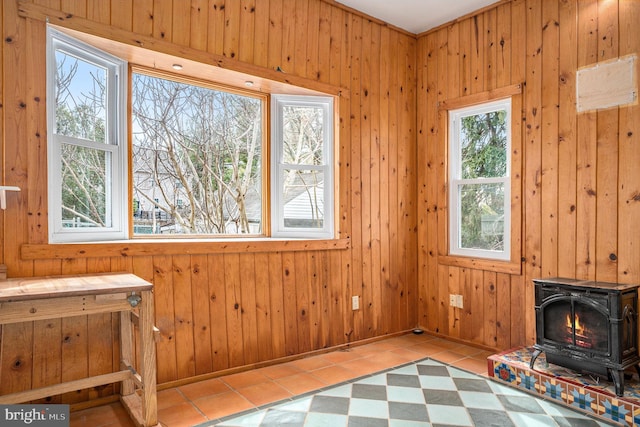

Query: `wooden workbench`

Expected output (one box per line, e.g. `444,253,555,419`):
0,272,158,427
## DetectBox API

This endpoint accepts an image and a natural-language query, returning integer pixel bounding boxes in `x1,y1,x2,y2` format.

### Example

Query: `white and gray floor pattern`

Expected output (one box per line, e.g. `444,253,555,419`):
204,358,616,427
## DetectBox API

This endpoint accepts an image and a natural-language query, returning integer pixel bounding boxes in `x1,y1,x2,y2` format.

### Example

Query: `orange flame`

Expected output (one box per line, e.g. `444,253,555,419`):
566,313,585,335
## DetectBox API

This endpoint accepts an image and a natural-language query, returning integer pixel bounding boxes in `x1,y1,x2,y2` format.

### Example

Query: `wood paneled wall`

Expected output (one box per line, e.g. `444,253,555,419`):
0,0,417,402
2,0,638,406
417,0,640,349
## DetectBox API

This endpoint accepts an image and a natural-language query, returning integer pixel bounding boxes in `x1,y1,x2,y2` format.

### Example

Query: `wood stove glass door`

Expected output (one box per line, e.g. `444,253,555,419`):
544,299,609,354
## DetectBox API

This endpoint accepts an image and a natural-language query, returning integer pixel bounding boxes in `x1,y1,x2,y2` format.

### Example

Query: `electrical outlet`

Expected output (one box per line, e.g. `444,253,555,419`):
449,294,457,307
449,294,464,308
352,295,360,310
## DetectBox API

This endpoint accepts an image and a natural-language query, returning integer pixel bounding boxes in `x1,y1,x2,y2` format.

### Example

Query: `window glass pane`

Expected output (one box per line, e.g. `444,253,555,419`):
131,73,262,235
458,183,504,251
460,110,507,179
61,143,109,227
282,105,324,166
55,50,107,143
282,170,324,229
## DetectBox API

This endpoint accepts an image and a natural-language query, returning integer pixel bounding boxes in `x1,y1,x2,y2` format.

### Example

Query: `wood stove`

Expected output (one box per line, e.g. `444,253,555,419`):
530,277,640,396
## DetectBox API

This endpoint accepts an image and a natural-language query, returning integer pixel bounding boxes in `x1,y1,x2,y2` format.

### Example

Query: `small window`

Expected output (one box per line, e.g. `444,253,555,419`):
46,27,128,242
449,99,511,260
271,95,334,238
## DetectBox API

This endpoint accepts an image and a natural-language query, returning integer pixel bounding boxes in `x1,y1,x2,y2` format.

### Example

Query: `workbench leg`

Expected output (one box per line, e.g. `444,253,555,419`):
120,310,135,396
140,290,158,426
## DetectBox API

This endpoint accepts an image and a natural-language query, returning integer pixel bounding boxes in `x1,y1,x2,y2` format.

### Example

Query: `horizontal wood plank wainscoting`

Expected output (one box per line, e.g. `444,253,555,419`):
0,272,158,426
1,0,418,408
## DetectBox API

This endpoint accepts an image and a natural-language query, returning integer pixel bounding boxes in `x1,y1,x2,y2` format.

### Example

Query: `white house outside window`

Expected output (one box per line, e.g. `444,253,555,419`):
131,70,265,236
448,98,511,261
271,95,334,239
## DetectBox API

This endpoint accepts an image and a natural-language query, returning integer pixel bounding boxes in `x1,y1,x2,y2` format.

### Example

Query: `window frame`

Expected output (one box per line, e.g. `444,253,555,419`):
437,85,522,274
46,27,128,243
129,66,269,238
271,95,335,239
448,98,512,262
46,27,337,243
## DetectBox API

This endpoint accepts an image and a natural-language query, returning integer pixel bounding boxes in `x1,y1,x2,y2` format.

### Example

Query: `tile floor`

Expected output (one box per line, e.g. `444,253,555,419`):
68,332,607,427
212,358,612,427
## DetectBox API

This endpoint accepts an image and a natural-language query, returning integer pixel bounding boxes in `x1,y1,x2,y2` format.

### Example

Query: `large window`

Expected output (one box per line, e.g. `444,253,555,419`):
131,71,264,236
448,98,511,260
46,28,335,243
47,27,128,242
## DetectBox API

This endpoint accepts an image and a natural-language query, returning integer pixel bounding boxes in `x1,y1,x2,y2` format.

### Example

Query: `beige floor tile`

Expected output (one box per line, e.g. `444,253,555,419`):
364,348,417,367
236,381,293,406
157,401,207,427
221,370,271,390
193,390,254,420
339,357,391,376
275,372,328,394
258,363,303,380
430,349,469,364
311,364,360,383
320,349,364,364
178,377,231,401
157,388,189,410
289,355,334,371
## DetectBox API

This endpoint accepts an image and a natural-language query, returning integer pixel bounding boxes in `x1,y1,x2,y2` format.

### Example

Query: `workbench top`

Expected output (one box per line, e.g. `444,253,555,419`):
0,272,153,302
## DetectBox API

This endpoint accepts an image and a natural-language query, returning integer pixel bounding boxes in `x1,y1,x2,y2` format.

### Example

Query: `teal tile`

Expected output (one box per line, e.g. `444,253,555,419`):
426,404,473,426
389,421,430,427
448,367,481,379
348,397,389,419
419,376,457,390
357,374,387,386
387,385,427,404
489,380,527,396
458,390,503,410
537,399,589,418
392,364,420,376
260,409,306,426
304,412,348,427
274,396,312,412
317,384,352,398
509,412,560,426
217,410,265,426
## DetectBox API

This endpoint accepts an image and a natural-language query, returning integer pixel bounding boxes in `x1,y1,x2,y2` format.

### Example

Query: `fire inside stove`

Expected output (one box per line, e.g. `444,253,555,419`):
544,302,608,353
566,313,591,348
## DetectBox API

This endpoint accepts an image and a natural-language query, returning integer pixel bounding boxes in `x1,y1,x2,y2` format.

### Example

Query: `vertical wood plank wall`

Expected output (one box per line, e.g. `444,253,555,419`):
1,0,639,406
417,0,640,349
0,0,418,401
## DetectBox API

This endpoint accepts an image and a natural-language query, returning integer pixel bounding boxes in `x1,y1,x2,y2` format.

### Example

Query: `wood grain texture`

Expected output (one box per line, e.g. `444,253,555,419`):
416,0,639,349
0,0,636,405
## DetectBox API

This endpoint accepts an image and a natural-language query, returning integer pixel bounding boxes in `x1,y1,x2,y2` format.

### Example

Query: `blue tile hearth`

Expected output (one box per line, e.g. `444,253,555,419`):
489,346,640,426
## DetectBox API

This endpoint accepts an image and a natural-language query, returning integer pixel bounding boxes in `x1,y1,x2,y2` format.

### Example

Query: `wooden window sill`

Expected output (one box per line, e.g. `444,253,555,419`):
21,238,350,260
438,254,522,275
